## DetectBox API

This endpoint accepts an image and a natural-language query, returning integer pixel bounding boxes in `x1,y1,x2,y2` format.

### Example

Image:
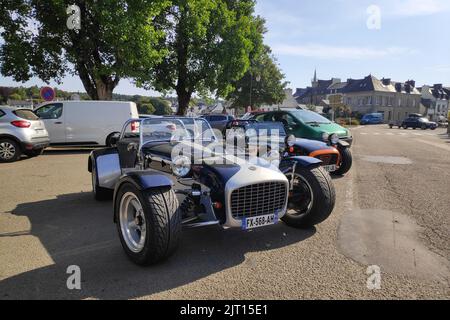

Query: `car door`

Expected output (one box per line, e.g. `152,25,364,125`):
35,103,66,143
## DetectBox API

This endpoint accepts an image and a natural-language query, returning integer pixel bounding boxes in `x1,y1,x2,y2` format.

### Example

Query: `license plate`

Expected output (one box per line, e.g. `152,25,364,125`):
242,214,278,230
323,164,337,172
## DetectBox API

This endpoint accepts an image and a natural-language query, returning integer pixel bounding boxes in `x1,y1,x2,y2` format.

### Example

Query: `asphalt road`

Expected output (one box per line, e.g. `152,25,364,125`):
0,126,449,300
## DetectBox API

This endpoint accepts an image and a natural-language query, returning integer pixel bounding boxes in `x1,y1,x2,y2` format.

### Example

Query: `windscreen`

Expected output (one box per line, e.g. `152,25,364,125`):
140,118,190,144
292,110,331,124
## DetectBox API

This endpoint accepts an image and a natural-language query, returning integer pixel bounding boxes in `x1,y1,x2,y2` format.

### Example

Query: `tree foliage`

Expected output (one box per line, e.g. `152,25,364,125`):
226,18,287,113
137,0,258,115
0,0,170,100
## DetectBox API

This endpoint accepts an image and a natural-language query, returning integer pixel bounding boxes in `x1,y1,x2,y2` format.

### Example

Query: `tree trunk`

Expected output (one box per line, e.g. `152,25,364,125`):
95,79,115,101
176,89,192,116
76,63,119,100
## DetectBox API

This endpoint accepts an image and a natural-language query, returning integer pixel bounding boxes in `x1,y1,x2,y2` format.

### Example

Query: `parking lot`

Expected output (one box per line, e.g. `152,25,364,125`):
0,125,449,300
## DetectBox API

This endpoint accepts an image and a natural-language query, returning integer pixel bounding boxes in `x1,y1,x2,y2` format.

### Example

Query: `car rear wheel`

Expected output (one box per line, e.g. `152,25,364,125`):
282,166,336,228
91,157,113,201
403,124,408,129
0,139,21,163
332,147,353,176
115,183,182,265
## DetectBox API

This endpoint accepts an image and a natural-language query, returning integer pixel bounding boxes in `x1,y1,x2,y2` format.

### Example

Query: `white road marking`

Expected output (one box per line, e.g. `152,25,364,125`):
414,139,450,152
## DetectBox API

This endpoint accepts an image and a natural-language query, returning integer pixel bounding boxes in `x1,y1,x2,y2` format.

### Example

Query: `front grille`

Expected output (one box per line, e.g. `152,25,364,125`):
230,182,287,219
316,154,339,166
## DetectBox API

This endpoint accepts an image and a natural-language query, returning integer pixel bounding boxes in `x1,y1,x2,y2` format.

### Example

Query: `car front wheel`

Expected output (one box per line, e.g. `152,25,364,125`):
115,183,182,265
332,147,352,176
0,139,21,163
282,166,336,228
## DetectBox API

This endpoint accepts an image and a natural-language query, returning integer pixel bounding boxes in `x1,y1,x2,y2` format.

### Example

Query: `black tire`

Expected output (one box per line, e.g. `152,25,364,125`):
282,166,336,228
25,148,44,158
115,183,181,266
403,124,408,129
421,124,427,130
91,157,113,201
106,132,120,147
332,147,353,176
0,138,21,163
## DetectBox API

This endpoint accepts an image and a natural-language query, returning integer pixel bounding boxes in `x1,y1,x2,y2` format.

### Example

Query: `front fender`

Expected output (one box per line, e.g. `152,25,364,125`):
336,140,350,148
279,156,322,173
113,171,174,209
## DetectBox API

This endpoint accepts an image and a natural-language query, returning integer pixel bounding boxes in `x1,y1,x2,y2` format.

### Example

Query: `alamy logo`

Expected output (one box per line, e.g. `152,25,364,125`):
366,265,381,290
66,265,81,290
366,5,381,30
66,5,81,30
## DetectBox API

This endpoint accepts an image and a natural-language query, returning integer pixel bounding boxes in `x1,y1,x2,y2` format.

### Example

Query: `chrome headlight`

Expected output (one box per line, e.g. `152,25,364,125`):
330,133,339,144
171,155,191,177
286,135,296,147
322,132,330,142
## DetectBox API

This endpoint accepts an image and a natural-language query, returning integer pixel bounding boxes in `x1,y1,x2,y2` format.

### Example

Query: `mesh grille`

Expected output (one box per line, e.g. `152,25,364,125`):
230,182,287,219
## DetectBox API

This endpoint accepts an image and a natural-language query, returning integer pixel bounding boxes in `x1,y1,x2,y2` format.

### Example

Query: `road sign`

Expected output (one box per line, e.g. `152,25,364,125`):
40,87,55,102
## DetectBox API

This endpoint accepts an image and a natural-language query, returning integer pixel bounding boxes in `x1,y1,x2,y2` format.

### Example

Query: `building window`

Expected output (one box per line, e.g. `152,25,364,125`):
398,98,402,107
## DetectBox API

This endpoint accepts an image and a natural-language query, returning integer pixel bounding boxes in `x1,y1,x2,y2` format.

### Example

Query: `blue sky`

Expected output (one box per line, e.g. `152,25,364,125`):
1,0,449,95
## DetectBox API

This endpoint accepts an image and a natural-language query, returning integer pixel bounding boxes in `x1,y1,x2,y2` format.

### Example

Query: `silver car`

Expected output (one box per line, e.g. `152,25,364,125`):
0,106,50,162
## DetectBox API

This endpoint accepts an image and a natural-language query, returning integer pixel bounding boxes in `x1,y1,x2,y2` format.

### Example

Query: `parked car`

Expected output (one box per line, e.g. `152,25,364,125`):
360,113,384,125
34,101,139,146
227,120,345,174
201,114,235,133
88,117,335,265
249,109,353,175
401,117,437,130
0,106,50,162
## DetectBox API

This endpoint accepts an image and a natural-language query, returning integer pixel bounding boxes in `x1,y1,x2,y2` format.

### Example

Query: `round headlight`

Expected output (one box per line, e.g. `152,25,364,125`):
171,155,191,177
286,135,296,147
330,133,339,144
322,132,330,142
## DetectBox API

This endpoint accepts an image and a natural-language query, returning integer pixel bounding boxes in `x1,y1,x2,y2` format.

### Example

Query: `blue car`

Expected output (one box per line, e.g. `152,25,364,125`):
361,113,384,125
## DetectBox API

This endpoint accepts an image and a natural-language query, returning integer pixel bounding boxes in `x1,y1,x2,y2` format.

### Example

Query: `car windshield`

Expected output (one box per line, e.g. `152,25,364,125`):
291,110,332,124
173,117,218,141
420,118,429,122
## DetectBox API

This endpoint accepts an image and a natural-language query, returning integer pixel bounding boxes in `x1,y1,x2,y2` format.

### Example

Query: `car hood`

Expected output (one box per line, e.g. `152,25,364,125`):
307,122,349,137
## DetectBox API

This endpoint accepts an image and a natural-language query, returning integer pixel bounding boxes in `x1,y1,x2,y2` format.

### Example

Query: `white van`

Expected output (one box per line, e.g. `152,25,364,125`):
34,101,139,146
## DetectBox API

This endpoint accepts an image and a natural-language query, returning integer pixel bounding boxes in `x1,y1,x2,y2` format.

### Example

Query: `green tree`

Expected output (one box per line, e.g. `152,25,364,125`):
227,45,287,111
138,0,257,115
151,98,172,115
9,93,22,101
138,103,156,115
0,1,169,100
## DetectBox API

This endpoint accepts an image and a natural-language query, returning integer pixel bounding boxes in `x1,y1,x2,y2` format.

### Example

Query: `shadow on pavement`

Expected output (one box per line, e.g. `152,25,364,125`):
0,192,315,300
43,148,95,156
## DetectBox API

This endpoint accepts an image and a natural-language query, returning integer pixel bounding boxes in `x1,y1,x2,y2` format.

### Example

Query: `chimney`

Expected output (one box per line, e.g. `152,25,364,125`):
382,78,391,86
434,84,443,90
406,80,416,88
405,83,411,93
395,83,402,92
347,78,354,85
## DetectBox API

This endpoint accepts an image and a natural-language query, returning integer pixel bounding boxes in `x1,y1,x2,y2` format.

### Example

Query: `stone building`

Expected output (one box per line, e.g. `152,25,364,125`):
419,84,449,121
294,71,430,122
340,75,424,122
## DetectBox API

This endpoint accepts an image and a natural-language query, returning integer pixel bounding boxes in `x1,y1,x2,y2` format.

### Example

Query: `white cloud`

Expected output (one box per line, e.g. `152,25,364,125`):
389,0,450,17
272,44,417,60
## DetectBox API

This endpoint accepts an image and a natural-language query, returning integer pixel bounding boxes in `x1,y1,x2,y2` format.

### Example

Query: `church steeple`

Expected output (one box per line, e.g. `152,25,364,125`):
312,68,318,88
